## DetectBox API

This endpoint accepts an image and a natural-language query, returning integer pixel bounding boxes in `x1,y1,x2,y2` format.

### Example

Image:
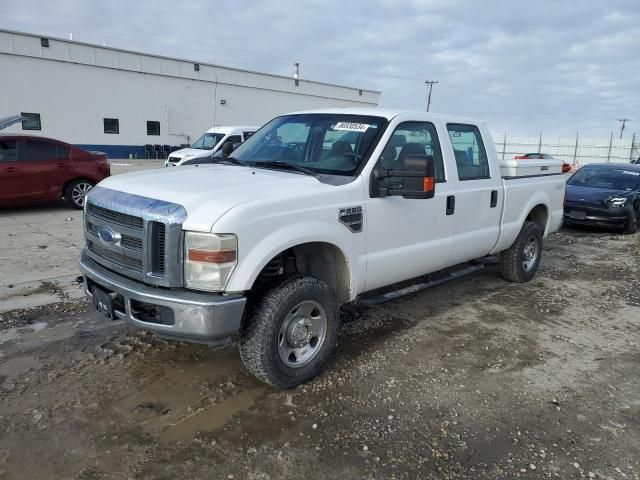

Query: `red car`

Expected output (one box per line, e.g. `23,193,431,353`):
0,117,109,209
514,153,571,173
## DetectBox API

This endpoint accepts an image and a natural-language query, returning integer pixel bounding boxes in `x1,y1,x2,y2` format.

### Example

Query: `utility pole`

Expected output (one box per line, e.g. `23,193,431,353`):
425,80,438,112
617,118,630,139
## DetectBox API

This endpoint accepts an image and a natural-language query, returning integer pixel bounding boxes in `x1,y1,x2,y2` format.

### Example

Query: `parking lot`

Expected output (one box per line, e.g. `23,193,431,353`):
0,161,639,479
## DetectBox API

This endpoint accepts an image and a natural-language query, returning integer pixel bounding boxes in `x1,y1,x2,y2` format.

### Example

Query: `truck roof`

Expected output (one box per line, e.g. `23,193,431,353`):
206,126,259,134
283,107,483,125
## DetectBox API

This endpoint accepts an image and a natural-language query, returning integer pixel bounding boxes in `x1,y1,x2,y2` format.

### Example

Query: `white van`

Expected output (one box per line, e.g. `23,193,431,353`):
165,126,258,167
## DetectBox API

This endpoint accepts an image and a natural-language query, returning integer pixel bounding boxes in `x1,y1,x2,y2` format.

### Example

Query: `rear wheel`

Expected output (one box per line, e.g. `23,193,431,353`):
240,275,340,388
64,179,94,209
499,221,543,283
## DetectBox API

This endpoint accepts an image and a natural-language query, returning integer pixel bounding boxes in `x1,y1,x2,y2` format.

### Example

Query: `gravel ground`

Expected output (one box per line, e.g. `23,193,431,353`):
0,226,639,479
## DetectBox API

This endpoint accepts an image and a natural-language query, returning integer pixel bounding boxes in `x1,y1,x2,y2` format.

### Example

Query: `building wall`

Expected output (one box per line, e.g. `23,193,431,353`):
0,30,379,158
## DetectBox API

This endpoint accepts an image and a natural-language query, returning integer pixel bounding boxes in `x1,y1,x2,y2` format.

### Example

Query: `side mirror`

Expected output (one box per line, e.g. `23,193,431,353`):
373,154,436,199
221,141,235,157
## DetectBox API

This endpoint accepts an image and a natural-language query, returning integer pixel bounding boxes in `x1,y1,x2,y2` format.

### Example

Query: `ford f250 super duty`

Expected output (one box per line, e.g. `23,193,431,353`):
80,108,565,388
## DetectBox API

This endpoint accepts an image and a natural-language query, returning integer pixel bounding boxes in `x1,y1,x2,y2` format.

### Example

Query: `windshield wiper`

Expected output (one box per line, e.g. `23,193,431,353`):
217,156,245,166
252,160,318,177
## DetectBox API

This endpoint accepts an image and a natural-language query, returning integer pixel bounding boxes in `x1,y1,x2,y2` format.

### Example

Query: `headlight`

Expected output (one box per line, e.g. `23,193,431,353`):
605,197,627,208
184,232,237,291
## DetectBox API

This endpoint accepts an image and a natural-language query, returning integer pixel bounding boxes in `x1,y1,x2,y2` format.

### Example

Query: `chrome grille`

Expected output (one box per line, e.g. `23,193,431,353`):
149,221,166,275
87,240,143,271
83,186,187,287
86,220,143,251
87,203,144,230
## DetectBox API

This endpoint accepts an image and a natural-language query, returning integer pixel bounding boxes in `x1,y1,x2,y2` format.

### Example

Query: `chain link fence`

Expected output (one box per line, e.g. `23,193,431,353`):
494,132,639,166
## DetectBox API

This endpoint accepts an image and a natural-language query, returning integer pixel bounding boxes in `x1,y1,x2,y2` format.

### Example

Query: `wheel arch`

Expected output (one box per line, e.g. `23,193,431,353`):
525,203,549,232
236,240,353,304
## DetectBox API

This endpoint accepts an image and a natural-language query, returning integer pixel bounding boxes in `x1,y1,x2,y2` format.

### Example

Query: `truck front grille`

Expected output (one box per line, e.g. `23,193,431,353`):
87,203,144,230
87,240,143,272
83,187,187,287
149,221,166,275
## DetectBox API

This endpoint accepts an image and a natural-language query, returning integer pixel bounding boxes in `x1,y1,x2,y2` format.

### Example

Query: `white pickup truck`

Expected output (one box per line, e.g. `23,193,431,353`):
80,108,564,388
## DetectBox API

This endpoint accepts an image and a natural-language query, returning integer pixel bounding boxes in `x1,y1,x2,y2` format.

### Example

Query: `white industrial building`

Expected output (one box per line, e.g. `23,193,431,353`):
0,29,380,158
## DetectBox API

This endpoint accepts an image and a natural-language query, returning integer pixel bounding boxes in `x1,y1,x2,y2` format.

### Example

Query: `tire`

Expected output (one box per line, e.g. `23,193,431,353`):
499,221,543,283
239,275,340,388
64,179,94,209
624,207,638,234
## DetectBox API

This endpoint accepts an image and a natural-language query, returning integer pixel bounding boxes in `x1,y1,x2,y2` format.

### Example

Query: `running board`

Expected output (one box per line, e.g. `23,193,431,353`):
356,263,485,306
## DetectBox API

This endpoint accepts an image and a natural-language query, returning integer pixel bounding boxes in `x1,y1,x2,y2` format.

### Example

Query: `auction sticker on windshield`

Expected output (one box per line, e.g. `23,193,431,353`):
333,122,371,132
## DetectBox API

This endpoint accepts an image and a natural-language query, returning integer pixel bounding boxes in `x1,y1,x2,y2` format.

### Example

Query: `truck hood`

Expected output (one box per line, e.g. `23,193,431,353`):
95,164,325,231
170,148,211,159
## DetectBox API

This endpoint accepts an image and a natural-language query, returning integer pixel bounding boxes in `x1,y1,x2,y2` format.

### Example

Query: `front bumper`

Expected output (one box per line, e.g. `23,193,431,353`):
80,251,246,345
563,202,632,228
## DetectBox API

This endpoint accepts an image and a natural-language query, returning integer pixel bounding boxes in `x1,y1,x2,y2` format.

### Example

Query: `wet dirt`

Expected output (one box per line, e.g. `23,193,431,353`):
1,227,639,479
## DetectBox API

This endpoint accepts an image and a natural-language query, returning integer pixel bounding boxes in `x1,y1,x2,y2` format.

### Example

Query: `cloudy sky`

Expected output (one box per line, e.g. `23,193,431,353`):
1,0,639,137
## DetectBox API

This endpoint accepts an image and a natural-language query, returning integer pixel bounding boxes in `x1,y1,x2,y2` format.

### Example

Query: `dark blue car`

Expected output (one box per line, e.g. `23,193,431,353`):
564,163,640,233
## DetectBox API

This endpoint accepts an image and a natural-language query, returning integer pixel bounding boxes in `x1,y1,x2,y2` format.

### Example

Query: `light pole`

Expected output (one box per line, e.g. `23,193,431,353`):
425,80,438,112
617,118,630,139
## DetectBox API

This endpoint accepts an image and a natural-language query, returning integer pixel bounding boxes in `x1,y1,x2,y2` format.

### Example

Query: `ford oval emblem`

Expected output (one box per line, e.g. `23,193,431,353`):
98,226,121,245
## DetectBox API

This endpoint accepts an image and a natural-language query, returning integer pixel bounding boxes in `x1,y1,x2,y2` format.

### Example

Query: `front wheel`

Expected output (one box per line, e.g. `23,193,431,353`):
499,221,543,283
624,208,638,234
239,276,340,388
64,179,94,209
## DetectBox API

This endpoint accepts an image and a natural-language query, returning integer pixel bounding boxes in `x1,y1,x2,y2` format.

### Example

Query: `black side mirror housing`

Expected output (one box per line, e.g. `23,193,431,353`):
221,141,235,157
373,154,436,199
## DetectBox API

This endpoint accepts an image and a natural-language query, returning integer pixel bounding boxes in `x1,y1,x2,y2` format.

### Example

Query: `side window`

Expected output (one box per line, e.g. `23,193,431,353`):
21,113,41,131
380,121,445,183
0,139,18,162
275,122,310,145
56,144,70,158
226,135,242,145
447,124,489,180
242,131,255,140
23,140,58,161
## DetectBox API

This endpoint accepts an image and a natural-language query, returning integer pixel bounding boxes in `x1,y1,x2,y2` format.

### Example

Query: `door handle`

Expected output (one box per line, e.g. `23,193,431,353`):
5,166,17,173
56,162,66,168
490,190,498,208
446,195,455,215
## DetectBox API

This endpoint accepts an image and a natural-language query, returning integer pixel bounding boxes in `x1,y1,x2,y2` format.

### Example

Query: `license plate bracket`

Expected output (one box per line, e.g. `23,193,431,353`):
91,285,115,319
569,210,586,220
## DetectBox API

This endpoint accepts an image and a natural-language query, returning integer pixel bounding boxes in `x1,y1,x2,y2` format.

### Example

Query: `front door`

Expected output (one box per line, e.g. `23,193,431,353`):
444,123,502,262
0,137,22,204
364,121,455,292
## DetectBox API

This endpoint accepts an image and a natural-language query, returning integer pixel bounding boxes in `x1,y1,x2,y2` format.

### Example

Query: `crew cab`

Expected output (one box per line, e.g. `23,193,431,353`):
165,126,257,167
79,109,564,388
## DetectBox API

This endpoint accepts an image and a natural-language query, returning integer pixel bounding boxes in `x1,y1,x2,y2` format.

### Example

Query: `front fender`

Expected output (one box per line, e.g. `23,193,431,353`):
224,220,362,299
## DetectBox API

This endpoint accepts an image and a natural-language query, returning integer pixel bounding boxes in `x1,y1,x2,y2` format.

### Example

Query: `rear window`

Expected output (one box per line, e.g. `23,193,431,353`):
23,140,58,161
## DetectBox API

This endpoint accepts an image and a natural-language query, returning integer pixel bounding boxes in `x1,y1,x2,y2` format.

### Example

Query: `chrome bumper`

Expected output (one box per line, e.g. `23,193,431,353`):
80,251,246,345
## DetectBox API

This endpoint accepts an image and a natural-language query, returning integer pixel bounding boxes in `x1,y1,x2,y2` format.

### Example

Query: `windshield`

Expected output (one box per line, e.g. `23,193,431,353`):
190,132,226,150
568,166,640,190
227,114,387,175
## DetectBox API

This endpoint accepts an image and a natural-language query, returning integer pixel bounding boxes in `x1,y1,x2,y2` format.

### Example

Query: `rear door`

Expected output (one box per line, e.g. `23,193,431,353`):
444,123,502,262
0,137,22,204
20,138,69,201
